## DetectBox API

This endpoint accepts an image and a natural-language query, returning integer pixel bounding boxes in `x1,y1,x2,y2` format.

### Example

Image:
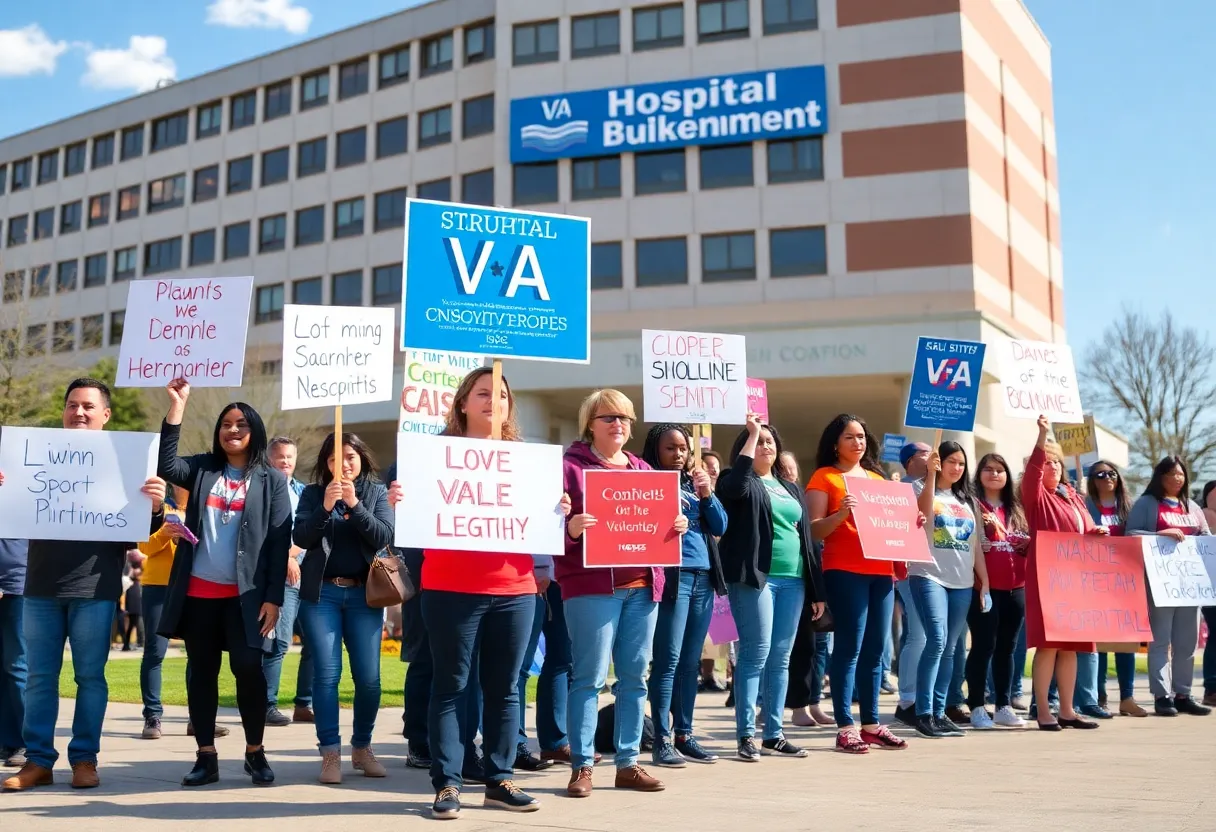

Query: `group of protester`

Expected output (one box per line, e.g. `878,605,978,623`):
0,372,1213,819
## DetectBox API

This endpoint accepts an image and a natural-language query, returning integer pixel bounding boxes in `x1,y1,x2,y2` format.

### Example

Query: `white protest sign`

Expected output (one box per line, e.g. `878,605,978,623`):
281,305,396,410
1141,535,1216,607
394,433,566,556
0,427,159,542
116,277,253,388
400,350,487,435
642,329,747,424
997,338,1083,423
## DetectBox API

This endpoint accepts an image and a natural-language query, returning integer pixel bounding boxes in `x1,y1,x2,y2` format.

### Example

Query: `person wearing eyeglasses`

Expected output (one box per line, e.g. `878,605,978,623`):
558,390,688,798
1084,461,1143,717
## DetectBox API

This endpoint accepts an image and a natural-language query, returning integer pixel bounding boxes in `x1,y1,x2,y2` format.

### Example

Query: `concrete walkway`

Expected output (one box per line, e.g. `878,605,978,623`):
3,687,1214,831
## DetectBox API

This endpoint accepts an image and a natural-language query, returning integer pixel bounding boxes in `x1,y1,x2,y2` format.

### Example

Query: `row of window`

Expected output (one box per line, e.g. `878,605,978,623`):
1,136,821,252
0,1,818,196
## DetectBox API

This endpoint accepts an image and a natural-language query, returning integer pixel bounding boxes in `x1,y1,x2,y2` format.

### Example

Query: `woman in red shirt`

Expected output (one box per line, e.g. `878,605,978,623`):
1021,414,1105,731
965,453,1029,728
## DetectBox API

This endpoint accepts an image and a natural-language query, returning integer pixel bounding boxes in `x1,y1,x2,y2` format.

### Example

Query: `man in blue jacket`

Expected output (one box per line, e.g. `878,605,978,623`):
0,536,28,768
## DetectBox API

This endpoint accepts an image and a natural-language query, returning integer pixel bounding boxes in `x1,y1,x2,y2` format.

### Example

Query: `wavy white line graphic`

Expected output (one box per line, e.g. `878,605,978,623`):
519,120,589,152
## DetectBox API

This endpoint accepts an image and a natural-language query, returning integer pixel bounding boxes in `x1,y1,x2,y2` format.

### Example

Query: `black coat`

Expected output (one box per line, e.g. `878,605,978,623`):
715,454,824,602
155,421,292,650
294,478,395,602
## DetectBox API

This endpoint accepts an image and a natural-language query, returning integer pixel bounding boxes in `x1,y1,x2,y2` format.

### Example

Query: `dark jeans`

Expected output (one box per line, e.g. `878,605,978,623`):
517,593,546,745
423,590,531,790
965,587,1025,709
140,585,175,720
649,569,715,739
0,595,26,751
181,596,267,749
1098,652,1138,702
264,584,314,710
402,591,481,763
810,632,831,705
536,580,571,751
1203,607,1216,696
785,597,822,709
824,570,894,728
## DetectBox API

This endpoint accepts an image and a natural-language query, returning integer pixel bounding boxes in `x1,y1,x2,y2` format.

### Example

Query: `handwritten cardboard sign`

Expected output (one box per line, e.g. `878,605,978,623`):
281,305,396,410
1053,414,1097,458
904,337,986,431
1141,535,1216,607
400,350,486,435
394,433,565,556
582,469,681,568
746,378,769,423
116,277,253,388
642,329,747,424
1036,531,1152,642
845,477,933,563
0,427,159,542
708,595,739,645
997,339,1083,423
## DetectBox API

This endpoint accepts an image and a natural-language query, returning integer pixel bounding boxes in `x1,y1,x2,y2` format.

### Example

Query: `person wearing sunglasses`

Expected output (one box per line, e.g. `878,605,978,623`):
558,390,688,798
1084,461,1143,717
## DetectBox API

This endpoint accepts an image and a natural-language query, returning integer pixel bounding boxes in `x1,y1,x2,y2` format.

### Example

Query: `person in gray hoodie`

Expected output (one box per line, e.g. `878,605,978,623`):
0,537,28,768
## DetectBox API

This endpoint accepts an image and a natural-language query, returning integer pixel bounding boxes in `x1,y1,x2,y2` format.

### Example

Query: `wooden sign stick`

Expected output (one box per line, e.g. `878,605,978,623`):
693,424,702,466
333,405,343,483
491,359,504,441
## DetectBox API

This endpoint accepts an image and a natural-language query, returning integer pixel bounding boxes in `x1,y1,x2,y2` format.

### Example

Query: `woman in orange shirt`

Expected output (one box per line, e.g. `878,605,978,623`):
806,414,909,754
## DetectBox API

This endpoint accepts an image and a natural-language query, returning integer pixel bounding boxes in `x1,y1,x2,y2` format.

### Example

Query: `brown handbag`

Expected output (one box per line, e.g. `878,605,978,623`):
365,551,415,608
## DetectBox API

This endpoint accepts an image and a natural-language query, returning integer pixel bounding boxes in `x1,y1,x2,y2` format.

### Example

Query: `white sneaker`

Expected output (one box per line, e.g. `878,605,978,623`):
970,708,996,730
993,706,1026,728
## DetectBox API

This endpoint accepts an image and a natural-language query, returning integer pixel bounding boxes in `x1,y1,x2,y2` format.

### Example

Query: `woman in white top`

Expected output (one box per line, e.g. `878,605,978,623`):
910,441,989,739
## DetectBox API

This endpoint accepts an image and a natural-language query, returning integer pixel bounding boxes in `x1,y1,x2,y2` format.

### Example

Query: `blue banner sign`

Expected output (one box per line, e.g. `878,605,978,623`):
881,434,907,464
904,337,987,432
510,65,828,163
401,199,591,363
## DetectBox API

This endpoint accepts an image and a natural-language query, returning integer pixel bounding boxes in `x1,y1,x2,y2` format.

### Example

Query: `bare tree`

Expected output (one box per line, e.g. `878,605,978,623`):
0,284,73,427
1082,308,1216,479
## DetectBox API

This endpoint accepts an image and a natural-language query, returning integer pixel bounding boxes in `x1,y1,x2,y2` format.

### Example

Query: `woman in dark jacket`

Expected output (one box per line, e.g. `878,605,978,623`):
642,423,728,767
294,432,394,785
716,414,824,761
157,378,291,787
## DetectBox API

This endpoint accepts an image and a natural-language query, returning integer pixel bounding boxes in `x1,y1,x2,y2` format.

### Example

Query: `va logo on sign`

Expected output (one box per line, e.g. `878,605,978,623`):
520,97,588,153
926,358,972,390
444,239,550,301
542,98,572,120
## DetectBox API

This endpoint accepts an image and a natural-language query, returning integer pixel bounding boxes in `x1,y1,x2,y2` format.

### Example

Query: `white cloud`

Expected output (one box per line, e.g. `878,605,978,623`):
82,36,176,94
0,24,69,77
205,0,312,35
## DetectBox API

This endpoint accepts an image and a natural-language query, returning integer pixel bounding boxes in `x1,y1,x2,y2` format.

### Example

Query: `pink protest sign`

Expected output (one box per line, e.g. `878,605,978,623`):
708,595,738,645
747,378,769,423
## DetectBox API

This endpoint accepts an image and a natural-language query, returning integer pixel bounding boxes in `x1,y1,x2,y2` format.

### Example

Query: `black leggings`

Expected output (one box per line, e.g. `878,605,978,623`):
965,587,1025,709
182,595,267,749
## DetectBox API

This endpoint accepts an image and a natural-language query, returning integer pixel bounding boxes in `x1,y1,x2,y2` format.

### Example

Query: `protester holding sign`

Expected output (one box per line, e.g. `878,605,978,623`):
294,432,395,784
641,423,728,767
1083,462,1141,718
965,454,1030,729
1201,481,1216,708
807,415,907,754
0,378,167,792
1125,456,1212,717
1021,414,1104,731
560,390,686,797
155,380,292,786
715,415,823,762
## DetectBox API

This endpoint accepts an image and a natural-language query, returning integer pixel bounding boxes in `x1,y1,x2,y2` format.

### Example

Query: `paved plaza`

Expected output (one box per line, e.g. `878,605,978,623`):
3,682,1214,831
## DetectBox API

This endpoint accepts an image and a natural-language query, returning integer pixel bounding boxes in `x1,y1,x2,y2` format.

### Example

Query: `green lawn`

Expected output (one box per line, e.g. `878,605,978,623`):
61,653,538,710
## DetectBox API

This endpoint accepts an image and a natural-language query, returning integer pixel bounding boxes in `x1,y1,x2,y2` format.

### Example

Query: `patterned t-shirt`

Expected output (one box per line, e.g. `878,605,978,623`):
909,482,976,589
191,464,247,587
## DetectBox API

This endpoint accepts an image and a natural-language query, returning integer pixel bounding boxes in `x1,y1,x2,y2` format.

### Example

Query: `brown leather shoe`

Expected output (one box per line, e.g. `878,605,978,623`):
293,706,315,723
352,746,386,778
71,761,100,789
2,763,53,791
1119,698,1148,718
541,745,601,765
1203,692,1216,708
186,722,230,737
614,764,664,792
566,766,593,798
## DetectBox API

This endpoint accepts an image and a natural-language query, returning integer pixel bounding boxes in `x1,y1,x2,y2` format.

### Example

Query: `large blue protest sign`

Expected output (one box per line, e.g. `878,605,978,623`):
401,199,591,363
510,65,827,163
904,337,986,432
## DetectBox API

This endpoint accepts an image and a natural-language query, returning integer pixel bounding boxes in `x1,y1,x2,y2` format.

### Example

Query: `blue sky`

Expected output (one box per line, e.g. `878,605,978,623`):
0,0,1206,355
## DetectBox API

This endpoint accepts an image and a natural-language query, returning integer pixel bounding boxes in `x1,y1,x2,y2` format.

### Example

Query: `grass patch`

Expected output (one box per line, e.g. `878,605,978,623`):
62,653,538,710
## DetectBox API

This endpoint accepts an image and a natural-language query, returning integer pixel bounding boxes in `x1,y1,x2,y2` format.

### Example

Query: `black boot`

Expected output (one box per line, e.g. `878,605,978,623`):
243,748,275,786
182,751,219,787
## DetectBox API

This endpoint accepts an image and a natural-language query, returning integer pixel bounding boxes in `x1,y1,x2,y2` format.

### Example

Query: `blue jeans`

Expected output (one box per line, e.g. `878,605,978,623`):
566,588,658,769
22,597,115,768
649,570,715,740
298,583,384,751
728,576,804,739
908,577,972,718
536,580,570,751
0,595,27,750
1098,652,1137,702
517,593,546,746
264,584,314,710
825,571,893,727
895,579,925,706
140,585,172,720
1074,651,1101,708
1012,622,1028,698
948,633,967,708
